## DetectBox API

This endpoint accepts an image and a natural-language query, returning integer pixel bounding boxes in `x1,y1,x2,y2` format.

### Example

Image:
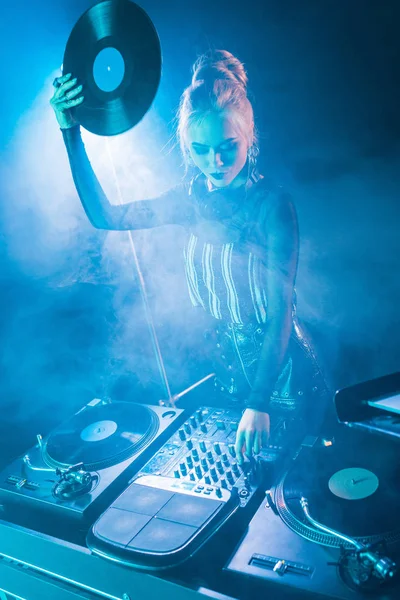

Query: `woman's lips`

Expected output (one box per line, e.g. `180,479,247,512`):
210,172,227,180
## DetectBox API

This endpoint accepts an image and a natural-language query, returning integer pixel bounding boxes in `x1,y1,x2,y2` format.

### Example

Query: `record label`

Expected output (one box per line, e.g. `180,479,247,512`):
80,420,118,442
328,468,379,500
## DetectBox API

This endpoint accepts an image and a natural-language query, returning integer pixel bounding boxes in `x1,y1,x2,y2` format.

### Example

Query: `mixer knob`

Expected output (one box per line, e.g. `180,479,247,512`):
195,465,202,478
216,420,225,430
216,460,224,473
179,462,187,474
232,463,240,476
201,458,208,470
220,478,228,488
190,415,198,428
196,410,204,423
186,438,193,450
226,470,235,484
210,467,218,482
200,423,208,433
216,487,223,498
184,423,192,435
213,442,222,455
228,444,236,457
222,453,229,465
192,449,199,461
186,456,193,468
189,473,195,481
204,475,211,485
174,470,180,478
178,428,186,441
199,440,207,452
206,450,214,463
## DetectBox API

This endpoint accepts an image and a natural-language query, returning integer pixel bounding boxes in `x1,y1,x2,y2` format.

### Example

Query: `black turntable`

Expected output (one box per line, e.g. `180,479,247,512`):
0,398,184,539
226,426,400,600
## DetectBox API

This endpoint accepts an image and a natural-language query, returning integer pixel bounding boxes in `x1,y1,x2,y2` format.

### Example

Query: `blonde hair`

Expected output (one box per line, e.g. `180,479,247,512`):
177,50,258,166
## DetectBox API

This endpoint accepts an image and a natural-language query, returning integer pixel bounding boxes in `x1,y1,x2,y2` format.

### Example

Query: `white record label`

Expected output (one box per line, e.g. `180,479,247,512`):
80,420,117,442
328,467,379,500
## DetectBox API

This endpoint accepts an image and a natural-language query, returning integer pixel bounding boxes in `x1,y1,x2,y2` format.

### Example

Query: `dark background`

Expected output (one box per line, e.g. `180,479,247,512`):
0,0,399,466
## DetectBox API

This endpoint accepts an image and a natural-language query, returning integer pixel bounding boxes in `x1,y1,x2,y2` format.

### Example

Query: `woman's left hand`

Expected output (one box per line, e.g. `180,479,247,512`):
235,409,270,464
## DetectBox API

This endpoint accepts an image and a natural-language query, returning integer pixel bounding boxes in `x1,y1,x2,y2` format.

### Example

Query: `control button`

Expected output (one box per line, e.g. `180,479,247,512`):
184,423,191,435
186,438,193,450
232,463,240,476
226,470,235,484
178,428,186,441
197,485,204,490
192,449,199,461
179,462,187,475
216,420,226,430
200,423,208,433
230,421,238,431
213,442,222,455
196,410,204,423
228,444,236,457
216,460,224,473
201,458,208,470
203,490,211,495
206,450,214,463
204,475,211,485
199,440,207,452
220,478,228,488
186,456,193,468
190,415,198,428
195,465,202,478
205,487,213,492
194,488,202,493
216,488,223,498
222,453,229,465
210,467,218,482
174,470,180,478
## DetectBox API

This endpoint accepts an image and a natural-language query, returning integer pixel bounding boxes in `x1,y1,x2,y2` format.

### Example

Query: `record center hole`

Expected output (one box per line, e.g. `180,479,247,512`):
93,47,125,92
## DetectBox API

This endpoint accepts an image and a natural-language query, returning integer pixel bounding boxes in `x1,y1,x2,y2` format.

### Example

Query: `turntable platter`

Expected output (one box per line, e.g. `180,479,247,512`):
43,402,158,470
278,435,400,543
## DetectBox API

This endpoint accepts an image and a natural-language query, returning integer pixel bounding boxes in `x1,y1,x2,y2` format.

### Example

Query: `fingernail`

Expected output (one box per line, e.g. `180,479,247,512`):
65,73,71,78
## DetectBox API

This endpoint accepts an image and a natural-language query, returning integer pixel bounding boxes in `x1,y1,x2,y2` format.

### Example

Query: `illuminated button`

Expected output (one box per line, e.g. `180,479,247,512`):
199,440,207,452
178,428,186,441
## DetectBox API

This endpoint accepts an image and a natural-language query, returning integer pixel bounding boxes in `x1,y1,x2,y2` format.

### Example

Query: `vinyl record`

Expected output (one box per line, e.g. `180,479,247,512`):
43,402,158,470
282,438,400,539
62,0,162,136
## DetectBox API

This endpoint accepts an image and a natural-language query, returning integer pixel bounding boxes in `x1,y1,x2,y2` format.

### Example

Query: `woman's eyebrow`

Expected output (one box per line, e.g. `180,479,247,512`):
191,137,237,148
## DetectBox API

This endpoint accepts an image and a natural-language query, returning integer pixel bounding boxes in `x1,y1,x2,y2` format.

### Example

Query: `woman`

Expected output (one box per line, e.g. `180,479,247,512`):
50,50,330,463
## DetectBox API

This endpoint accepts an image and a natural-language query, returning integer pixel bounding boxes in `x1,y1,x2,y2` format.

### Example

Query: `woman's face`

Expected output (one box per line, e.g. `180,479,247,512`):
186,112,249,188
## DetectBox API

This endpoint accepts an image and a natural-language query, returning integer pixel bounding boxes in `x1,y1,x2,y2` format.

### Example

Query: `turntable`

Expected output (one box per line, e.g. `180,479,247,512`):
226,426,400,599
0,398,183,539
